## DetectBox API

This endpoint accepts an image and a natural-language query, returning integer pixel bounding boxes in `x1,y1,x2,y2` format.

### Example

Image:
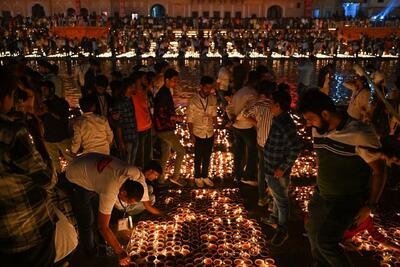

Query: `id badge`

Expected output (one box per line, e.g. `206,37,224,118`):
118,218,129,231
202,112,209,124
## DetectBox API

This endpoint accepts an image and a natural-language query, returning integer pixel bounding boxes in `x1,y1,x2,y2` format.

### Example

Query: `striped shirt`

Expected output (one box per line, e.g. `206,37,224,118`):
264,112,303,177
241,98,273,147
312,114,381,199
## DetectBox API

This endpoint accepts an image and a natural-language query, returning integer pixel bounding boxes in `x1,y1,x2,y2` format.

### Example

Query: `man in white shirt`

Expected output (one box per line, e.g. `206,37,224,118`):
344,75,371,123
226,70,259,186
71,96,113,155
74,54,90,91
187,76,218,188
65,153,162,258
216,61,233,107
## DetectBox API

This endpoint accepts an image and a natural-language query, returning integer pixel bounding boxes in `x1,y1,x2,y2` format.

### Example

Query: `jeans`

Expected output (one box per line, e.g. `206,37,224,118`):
266,175,289,231
68,183,99,254
306,191,364,267
135,129,152,169
233,127,258,180
45,139,73,173
194,135,214,178
125,140,139,165
158,131,185,180
258,145,267,200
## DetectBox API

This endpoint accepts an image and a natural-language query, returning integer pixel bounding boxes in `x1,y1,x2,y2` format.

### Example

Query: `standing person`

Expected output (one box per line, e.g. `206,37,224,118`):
187,76,218,188
240,80,275,206
227,70,259,186
216,60,233,107
318,63,334,96
65,153,162,259
38,80,72,173
83,58,100,97
0,69,76,267
263,89,302,246
131,71,153,169
0,69,57,267
74,54,90,92
71,96,113,155
154,68,186,186
344,74,371,122
113,78,138,164
298,90,385,267
91,75,112,118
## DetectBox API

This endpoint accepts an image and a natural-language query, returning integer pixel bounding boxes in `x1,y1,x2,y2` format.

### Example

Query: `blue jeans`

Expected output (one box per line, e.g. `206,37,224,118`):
68,184,99,254
125,140,139,165
258,145,267,200
135,129,152,169
233,127,258,180
306,191,364,267
266,175,289,231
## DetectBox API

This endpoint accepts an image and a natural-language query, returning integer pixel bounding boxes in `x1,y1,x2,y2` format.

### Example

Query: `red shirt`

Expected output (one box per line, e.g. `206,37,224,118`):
132,90,152,132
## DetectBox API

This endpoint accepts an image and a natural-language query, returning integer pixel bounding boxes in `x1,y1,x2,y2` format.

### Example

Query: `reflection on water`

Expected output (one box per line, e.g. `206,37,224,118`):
25,58,400,107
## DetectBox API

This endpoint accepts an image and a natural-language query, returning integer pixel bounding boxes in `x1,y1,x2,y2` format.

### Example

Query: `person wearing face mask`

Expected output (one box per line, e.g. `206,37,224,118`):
298,90,385,267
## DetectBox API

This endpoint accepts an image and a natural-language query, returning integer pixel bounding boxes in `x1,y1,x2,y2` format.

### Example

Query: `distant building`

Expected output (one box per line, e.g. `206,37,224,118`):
0,0,399,18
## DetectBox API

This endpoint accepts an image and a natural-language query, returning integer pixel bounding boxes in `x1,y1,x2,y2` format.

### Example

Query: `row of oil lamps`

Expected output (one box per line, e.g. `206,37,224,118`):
126,189,276,266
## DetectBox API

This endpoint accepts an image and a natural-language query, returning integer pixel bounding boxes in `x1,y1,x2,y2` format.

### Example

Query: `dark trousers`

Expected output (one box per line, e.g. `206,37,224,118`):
258,145,267,199
135,129,153,169
68,183,100,254
1,223,55,267
233,127,258,180
306,191,364,267
194,135,214,178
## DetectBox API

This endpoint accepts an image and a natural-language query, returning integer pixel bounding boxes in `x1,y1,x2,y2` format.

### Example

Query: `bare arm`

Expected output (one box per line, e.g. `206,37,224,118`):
354,159,386,226
98,212,125,255
143,201,161,215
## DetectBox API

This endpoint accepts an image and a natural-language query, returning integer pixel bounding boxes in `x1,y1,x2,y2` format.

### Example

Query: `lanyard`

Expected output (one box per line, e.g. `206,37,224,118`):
118,195,129,218
199,94,208,112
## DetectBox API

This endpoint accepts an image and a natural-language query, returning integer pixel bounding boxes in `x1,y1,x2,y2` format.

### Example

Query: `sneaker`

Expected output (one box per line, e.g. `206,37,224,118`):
203,178,214,187
170,177,185,187
271,229,289,247
195,178,204,188
257,197,269,207
260,216,278,229
241,179,258,187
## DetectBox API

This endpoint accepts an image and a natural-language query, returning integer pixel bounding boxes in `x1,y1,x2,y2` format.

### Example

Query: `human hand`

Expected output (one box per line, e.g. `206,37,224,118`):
353,206,372,227
118,257,131,266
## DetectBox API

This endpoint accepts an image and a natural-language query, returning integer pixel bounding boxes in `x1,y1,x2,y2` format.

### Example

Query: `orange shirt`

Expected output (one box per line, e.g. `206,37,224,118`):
132,90,152,132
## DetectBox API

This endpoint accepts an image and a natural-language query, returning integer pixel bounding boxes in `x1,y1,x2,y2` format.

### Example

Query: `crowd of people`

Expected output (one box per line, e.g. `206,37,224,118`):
1,51,400,267
1,15,400,58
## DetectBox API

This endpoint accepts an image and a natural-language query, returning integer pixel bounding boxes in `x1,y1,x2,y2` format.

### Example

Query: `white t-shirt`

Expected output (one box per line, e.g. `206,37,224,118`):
66,153,149,214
